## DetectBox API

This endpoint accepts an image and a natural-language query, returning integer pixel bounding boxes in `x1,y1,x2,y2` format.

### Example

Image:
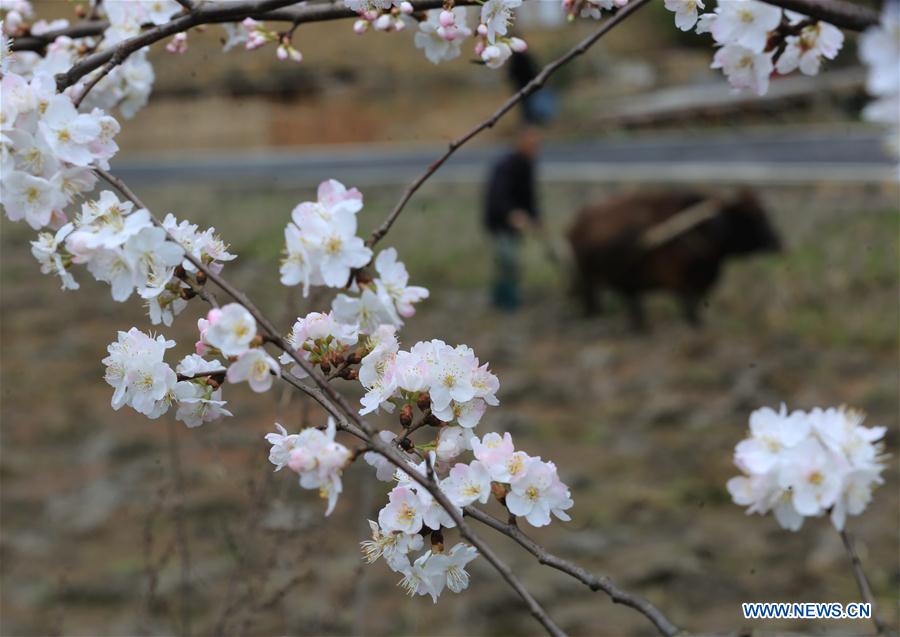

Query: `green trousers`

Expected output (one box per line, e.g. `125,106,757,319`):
491,234,521,311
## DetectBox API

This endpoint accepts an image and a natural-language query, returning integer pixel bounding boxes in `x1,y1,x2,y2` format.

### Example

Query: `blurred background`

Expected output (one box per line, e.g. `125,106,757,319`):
1,2,898,636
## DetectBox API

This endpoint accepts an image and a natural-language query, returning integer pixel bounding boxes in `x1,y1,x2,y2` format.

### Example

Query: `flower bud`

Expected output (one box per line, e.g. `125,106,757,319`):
399,1,414,14
400,404,414,428
174,265,187,280
364,9,379,21
509,37,527,53
353,19,368,34
439,10,455,27
195,270,207,285
416,392,431,411
374,13,392,30
477,23,488,36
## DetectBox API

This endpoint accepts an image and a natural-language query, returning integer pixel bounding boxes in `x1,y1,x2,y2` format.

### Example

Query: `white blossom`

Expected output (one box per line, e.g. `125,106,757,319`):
226,348,279,393
711,45,774,95
480,0,521,44
664,0,704,32
204,303,257,356
709,0,782,53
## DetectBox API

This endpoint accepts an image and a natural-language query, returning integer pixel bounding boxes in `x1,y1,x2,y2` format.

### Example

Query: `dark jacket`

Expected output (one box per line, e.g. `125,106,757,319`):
484,151,539,235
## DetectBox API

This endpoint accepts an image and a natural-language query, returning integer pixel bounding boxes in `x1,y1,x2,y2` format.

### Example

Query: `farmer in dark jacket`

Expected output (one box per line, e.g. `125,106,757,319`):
483,127,541,311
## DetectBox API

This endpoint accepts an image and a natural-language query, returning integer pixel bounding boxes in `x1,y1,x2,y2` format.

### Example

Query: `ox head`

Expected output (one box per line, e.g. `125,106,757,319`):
717,189,782,255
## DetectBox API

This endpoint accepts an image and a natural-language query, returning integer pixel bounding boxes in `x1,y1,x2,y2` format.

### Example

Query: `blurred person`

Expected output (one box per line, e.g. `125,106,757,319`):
483,126,542,311
508,50,558,124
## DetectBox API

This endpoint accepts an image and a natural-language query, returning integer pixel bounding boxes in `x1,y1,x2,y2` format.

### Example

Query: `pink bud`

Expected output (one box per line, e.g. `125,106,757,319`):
509,37,527,53
439,10,455,27
476,23,488,36
399,1,414,14
353,19,368,34
195,341,207,356
364,9,378,21
474,40,486,56
393,18,406,32
276,44,288,60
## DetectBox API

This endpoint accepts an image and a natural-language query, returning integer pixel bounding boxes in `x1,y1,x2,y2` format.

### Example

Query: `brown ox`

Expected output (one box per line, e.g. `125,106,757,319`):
567,190,781,330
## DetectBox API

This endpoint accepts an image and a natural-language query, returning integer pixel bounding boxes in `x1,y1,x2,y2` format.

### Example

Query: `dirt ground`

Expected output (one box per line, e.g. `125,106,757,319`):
1,178,898,637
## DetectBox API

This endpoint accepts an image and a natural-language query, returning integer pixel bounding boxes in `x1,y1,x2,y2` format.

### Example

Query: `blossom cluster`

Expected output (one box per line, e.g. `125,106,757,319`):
279,179,428,331
28,189,233,325
1,71,118,229
266,418,351,515
669,0,844,96
727,405,887,531
355,329,499,424
1,1,160,119
103,327,232,427
359,429,572,602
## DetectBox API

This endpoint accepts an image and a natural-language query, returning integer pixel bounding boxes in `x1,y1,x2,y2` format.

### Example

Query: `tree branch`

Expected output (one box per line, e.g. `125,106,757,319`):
15,0,479,89
366,0,650,248
465,506,681,637
760,0,880,31
838,528,897,637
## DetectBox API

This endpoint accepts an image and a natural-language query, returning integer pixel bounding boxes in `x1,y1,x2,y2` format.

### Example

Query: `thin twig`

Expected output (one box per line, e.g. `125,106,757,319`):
465,506,681,637
366,0,650,248
839,528,896,637
72,59,116,108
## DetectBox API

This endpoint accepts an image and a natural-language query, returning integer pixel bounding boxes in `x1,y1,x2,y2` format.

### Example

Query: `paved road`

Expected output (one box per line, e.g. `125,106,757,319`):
114,128,898,186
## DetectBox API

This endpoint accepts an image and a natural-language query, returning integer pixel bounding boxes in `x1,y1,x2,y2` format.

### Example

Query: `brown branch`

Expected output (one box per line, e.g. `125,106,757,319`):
366,0,650,248
465,506,681,637
72,58,117,108
10,0,878,55
760,0,880,31
18,0,477,90
839,528,897,637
